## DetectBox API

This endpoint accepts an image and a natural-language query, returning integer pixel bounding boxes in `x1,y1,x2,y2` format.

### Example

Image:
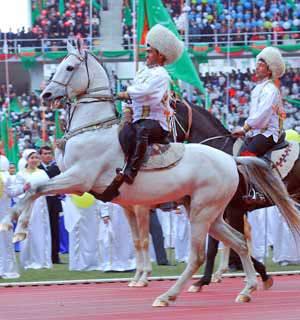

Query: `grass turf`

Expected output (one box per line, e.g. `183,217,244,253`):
1,250,299,283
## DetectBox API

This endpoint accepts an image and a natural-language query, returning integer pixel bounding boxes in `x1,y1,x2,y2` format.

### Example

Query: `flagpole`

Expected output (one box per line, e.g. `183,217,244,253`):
225,0,231,124
89,0,93,50
184,0,192,100
132,0,139,73
3,33,10,115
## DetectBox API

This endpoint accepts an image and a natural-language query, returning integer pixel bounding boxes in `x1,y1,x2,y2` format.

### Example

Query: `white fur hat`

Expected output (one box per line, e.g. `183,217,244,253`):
256,47,285,79
146,24,184,65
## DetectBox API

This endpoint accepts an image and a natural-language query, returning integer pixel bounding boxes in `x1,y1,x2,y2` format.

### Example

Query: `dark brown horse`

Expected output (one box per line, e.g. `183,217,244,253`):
173,99,300,291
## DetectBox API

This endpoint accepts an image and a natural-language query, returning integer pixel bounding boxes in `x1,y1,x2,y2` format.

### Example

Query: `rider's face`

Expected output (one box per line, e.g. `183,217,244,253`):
255,60,272,81
146,47,165,67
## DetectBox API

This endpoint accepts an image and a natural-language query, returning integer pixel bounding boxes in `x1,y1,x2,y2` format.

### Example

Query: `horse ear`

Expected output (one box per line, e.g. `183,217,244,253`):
67,41,76,54
76,38,85,57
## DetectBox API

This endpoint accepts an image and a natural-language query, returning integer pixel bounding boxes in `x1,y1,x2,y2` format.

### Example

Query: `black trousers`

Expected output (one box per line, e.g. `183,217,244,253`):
46,197,61,263
149,209,168,265
240,134,276,156
132,119,169,147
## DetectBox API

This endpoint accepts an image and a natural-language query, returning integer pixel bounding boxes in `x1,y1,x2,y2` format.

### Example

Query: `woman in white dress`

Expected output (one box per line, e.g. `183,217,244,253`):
98,202,136,271
269,206,300,265
0,158,19,279
63,195,102,271
11,149,52,270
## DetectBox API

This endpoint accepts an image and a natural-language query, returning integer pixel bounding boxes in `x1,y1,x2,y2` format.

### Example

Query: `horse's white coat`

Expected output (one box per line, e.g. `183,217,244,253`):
7,43,259,305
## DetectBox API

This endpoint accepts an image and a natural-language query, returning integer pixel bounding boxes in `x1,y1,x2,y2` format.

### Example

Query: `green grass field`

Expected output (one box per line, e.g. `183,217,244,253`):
1,250,299,284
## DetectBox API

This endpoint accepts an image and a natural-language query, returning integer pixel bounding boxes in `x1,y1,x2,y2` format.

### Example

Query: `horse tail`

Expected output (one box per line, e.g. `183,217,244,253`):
235,156,300,236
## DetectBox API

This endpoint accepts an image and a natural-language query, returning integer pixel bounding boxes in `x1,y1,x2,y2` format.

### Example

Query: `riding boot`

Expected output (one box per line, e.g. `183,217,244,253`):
123,139,148,185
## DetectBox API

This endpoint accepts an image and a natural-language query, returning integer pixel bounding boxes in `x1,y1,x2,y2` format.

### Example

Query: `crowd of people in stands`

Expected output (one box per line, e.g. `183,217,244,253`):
188,68,300,131
0,68,299,154
1,0,101,52
0,83,60,151
122,0,300,48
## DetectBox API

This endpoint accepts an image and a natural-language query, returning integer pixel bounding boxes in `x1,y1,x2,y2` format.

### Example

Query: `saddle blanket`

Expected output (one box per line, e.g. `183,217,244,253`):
233,139,299,179
141,143,185,171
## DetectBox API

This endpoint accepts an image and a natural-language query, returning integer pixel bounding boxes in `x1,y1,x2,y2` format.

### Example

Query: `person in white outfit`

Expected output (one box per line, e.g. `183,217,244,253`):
62,194,102,271
117,24,183,184
0,157,19,279
11,149,52,270
98,202,136,271
269,206,300,265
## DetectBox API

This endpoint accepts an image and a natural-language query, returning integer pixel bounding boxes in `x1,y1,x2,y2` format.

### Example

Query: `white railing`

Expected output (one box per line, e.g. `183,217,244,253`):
0,37,102,54
122,31,300,49
0,31,299,54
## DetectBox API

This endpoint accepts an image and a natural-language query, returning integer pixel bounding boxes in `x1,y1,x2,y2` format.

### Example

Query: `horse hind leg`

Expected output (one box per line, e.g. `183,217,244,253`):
188,235,219,293
124,205,151,287
209,218,258,303
152,204,214,307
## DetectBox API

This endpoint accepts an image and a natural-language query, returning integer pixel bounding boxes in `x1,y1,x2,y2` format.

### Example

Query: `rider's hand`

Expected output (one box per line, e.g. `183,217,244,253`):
231,127,246,138
102,216,110,225
23,182,31,192
117,91,130,100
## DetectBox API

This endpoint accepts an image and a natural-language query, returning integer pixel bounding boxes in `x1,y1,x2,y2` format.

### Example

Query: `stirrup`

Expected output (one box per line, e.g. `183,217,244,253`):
243,188,266,204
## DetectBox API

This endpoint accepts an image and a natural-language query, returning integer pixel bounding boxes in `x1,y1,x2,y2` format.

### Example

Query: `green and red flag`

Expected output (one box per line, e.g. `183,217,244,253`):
0,114,19,165
137,0,205,94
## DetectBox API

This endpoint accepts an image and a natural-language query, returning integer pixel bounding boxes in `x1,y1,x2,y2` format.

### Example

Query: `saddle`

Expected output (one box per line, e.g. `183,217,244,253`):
233,134,299,207
233,134,299,179
90,124,185,203
118,123,185,171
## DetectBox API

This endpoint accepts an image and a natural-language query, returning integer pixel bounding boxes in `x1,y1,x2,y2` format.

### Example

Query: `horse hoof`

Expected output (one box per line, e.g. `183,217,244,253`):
235,294,251,303
211,276,222,283
135,280,148,287
187,285,202,293
152,298,169,307
263,276,274,290
128,281,137,287
12,233,26,243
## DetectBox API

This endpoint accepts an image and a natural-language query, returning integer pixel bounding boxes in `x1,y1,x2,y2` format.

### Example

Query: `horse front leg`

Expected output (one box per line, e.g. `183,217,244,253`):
12,169,92,242
211,245,230,283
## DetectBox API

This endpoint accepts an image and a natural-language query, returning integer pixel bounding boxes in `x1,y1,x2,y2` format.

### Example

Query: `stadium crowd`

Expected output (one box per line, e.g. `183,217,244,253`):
1,0,101,52
122,0,300,47
0,67,299,153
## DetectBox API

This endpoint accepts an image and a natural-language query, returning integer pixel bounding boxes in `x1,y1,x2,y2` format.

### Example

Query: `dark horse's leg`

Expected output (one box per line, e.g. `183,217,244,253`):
188,235,219,292
227,206,272,287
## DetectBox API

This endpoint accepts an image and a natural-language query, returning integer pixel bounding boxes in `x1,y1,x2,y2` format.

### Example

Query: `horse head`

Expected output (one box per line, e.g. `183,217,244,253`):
41,39,110,104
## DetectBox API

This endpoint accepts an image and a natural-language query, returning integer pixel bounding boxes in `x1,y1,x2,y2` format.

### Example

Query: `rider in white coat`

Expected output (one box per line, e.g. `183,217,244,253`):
232,47,286,156
117,24,184,184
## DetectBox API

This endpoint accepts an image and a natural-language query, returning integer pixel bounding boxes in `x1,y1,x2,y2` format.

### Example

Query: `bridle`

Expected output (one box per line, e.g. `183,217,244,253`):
49,50,118,139
50,51,114,102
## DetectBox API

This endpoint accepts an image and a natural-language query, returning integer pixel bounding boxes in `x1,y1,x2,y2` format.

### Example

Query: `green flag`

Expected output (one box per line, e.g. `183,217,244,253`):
137,0,205,93
32,3,41,24
59,0,65,15
55,110,64,139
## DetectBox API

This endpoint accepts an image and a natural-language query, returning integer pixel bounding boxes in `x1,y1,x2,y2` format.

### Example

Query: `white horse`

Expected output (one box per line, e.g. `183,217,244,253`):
3,42,300,307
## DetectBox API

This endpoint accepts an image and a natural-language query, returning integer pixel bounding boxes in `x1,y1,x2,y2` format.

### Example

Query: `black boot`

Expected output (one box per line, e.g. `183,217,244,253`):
123,139,148,185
